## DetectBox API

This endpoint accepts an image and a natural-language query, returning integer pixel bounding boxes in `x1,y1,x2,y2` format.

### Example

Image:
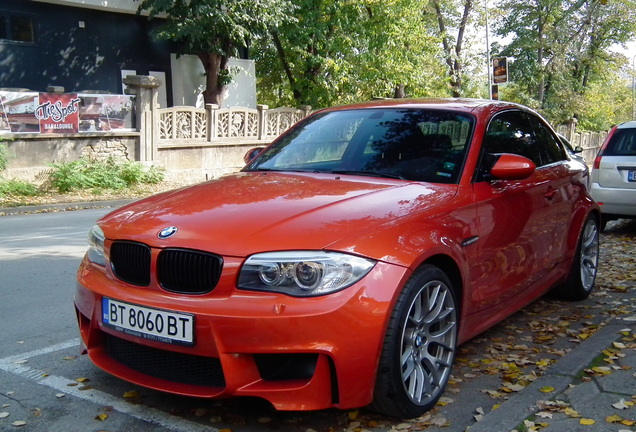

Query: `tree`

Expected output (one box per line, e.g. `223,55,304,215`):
428,0,474,97
253,0,446,108
136,0,294,105
494,0,636,125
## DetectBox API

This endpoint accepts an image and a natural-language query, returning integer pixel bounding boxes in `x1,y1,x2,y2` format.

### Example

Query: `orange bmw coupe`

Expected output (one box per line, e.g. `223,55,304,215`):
75,98,599,418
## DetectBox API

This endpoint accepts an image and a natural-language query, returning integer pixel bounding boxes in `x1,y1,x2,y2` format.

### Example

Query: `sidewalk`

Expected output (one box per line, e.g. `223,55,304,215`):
470,321,636,432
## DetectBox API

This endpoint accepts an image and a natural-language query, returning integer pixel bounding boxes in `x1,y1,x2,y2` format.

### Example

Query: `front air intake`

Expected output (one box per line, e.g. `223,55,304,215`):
157,248,223,294
110,241,151,286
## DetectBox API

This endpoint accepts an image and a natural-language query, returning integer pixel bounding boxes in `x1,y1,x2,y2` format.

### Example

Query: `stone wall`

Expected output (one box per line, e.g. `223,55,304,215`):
2,133,139,185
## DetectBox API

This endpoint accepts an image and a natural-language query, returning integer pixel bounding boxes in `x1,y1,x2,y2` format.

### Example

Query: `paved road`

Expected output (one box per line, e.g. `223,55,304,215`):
0,209,634,432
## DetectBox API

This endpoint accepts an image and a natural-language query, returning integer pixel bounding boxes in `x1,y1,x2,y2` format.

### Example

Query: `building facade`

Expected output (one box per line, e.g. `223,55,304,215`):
0,0,256,109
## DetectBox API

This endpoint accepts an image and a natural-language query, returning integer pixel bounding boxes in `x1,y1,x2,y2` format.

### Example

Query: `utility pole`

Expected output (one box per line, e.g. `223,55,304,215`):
485,0,492,99
632,55,635,121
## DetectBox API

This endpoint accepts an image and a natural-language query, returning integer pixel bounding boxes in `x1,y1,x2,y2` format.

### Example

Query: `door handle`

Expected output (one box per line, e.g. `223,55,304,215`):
544,188,558,200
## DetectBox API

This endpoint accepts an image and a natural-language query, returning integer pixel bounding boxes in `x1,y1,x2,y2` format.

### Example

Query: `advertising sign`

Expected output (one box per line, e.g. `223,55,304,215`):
493,57,508,84
0,92,135,134
36,93,81,134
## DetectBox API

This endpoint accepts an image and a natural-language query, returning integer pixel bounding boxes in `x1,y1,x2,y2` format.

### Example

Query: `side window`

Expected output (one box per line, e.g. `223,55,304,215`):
0,14,35,43
528,114,566,165
477,111,540,181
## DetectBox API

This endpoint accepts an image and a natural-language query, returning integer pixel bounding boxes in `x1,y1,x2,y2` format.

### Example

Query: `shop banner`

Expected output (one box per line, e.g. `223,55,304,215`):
0,91,135,134
36,93,81,133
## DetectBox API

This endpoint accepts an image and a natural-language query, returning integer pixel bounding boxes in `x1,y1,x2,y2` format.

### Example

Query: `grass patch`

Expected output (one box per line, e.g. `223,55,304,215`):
0,179,40,197
49,158,165,193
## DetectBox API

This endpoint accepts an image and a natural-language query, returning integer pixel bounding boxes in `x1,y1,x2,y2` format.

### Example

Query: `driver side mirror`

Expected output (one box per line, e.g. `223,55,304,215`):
490,153,536,181
244,147,266,164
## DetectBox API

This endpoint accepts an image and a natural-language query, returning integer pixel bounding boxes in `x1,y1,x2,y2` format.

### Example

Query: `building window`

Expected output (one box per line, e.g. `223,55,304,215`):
0,14,35,43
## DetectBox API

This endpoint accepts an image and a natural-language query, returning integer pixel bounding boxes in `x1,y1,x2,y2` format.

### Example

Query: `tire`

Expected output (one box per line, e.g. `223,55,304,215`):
554,214,600,300
371,264,458,418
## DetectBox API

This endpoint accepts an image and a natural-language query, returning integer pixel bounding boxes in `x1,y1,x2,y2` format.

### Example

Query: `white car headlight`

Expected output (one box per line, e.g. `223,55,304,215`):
87,225,106,266
238,251,375,297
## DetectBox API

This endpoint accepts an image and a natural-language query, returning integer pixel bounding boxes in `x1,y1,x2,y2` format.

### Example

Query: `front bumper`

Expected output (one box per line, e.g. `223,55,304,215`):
74,257,409,411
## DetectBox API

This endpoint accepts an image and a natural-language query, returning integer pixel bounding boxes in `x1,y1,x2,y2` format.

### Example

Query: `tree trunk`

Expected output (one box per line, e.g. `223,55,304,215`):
394,84,406,98
198,52,229,106
432,0,472,98
271,31,302,101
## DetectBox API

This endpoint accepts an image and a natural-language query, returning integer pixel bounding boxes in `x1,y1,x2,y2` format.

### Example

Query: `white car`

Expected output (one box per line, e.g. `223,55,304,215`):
590,121,636,229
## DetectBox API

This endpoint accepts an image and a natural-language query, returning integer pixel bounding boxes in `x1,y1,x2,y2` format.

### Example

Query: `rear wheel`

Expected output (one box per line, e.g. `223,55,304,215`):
554,215,599,300
371,264,457,418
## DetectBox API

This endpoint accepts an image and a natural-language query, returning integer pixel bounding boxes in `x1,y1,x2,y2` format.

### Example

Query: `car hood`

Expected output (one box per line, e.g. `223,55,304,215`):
99,172,458,257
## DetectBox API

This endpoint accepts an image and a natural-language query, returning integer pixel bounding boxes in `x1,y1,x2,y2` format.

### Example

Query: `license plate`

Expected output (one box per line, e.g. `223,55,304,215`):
629,171,636,182
102,298,194,346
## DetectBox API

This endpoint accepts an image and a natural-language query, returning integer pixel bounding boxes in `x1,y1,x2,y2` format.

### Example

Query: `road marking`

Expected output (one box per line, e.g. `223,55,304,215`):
0,339,218,432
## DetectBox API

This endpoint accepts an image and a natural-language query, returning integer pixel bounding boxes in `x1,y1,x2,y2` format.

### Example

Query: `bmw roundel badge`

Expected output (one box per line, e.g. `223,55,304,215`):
158,226,178,239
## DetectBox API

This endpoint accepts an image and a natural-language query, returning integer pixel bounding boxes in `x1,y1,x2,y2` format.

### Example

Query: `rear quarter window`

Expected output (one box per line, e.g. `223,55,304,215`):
605,129,636,156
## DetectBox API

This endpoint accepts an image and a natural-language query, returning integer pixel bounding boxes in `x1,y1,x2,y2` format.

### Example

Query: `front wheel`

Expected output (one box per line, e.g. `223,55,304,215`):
371,264,458,418
554,214,600,300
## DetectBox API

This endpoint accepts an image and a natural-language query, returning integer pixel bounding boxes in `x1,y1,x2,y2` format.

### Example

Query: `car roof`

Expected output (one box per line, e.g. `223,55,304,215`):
316,98,531,117
616,121,636,130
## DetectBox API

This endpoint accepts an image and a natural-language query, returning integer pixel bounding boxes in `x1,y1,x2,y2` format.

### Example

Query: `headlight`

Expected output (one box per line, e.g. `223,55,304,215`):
87,225,106,266
238,251,375,297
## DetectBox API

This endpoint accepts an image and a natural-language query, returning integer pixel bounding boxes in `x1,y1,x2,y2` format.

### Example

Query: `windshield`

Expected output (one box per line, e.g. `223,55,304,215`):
245,108,474,184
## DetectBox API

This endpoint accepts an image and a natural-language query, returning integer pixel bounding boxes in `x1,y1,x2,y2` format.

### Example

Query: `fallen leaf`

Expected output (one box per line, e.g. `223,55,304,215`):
580,418,596,425
591,367,612,376
0,412,9,419
539,386,555,393
11,421,27,427
122,390,139,399
431,415,448,427
95,413,108,421
75,377,90,383
12,359,27,365
613,399,632,410
348,410,359,420
55,393,65,398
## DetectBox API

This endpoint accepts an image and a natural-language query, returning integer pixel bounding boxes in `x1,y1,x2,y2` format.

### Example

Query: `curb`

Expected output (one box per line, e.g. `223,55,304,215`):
468,322,634,432
0,199,135,216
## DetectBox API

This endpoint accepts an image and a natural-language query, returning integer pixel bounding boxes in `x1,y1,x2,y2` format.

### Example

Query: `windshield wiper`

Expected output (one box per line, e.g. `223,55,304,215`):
330,170,406,180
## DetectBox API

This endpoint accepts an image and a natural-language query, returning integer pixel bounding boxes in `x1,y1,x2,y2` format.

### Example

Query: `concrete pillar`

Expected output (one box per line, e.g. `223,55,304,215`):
123,75,162,162
257,104,268,140
206,104,218,142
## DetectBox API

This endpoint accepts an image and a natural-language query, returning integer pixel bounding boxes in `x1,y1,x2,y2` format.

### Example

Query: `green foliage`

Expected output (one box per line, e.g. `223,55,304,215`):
0,179,39,197
138,0,293,57
137,0,295,104
493,0,636,127
49,158,165,193
254,0,449,108
0,143,8,172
